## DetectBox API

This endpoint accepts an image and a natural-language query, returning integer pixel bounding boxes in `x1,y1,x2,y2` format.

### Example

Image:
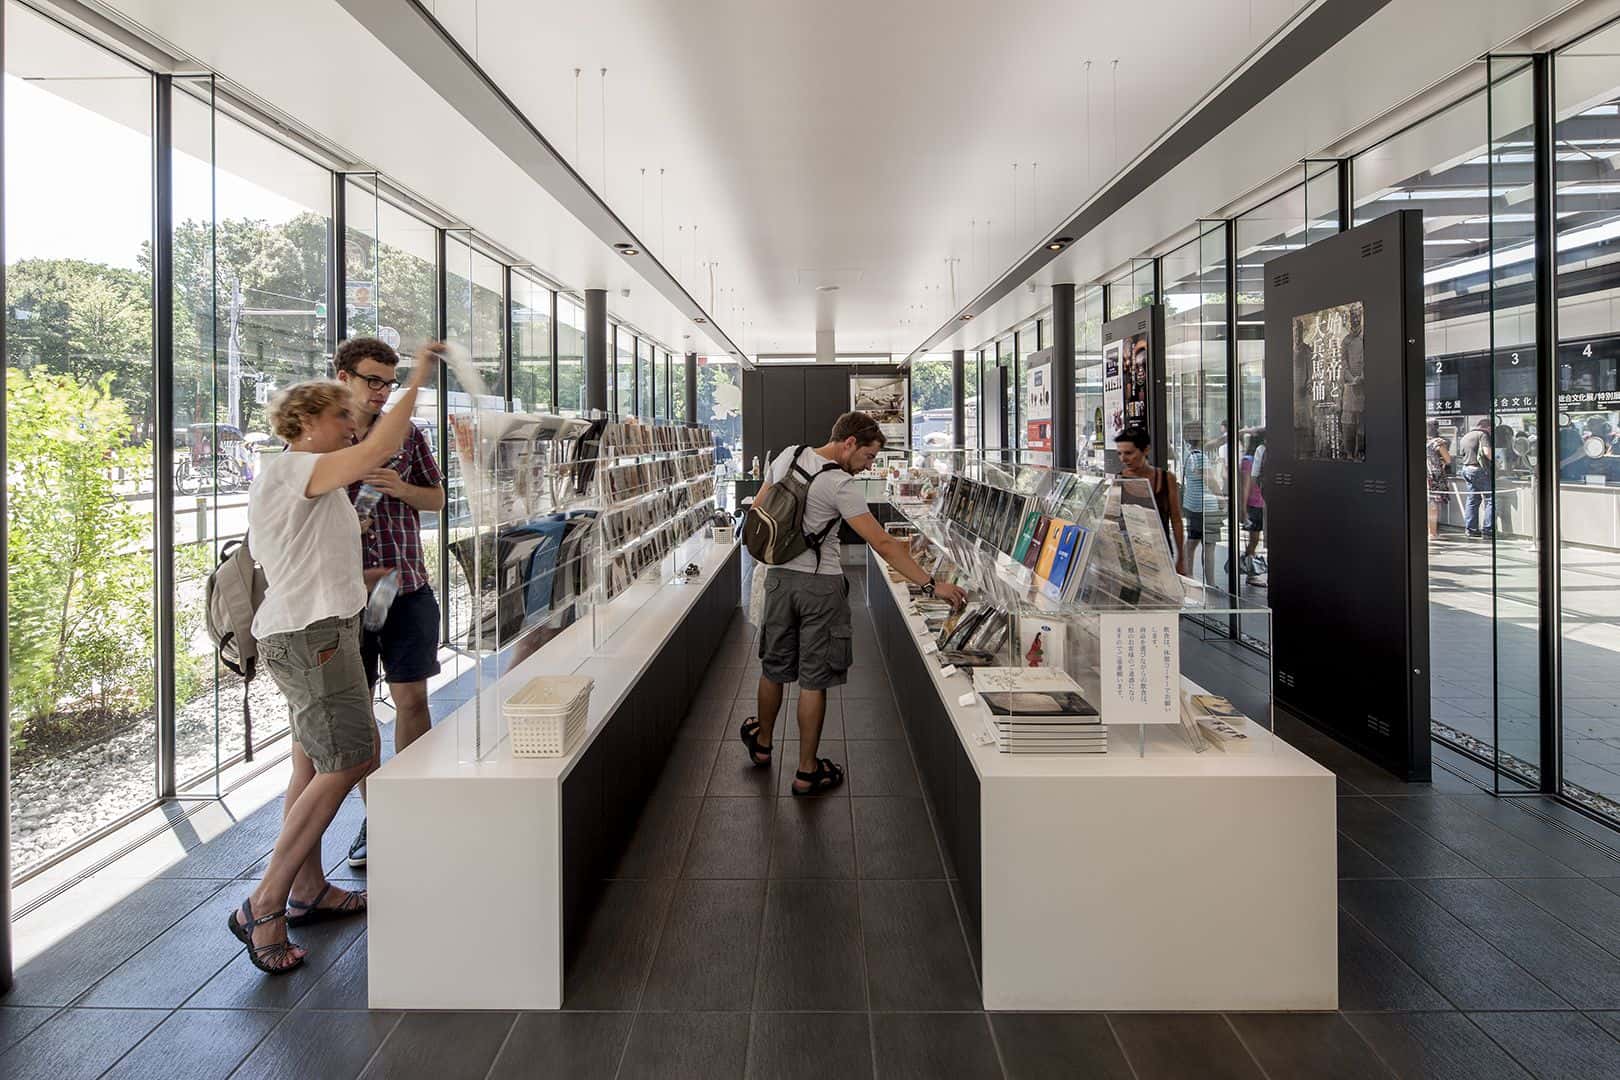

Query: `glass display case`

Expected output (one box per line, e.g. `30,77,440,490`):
883,451,1273,756
447,407,717,761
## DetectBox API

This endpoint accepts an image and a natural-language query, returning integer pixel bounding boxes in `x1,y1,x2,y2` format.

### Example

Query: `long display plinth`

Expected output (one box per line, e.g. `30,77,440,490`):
367,537,739,1010
868,547,1337,1010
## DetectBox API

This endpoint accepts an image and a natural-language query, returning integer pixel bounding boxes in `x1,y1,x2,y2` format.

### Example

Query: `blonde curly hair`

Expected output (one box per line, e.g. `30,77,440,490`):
268,380,350,442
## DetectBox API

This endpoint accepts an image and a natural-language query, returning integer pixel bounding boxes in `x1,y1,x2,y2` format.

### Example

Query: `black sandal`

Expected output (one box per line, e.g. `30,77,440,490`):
287,883,367,928
227,898,305,975
739,718,773,767
792,758,845,796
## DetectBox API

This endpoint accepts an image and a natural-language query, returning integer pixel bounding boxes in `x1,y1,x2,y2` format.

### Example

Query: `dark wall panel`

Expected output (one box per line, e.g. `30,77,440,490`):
761,368,806,467
802,366,848,447
1262,210,1430,781
742,367,765,472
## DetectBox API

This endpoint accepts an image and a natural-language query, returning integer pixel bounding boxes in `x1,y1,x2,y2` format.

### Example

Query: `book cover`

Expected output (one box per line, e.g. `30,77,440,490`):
1033,517,1071,581
1010,509,1042,562
1047,524,1083,586
1191,694,1245,720
971,666,1081,693
1058,525,1098,604
980,690,1099,718
1022,516,1052,570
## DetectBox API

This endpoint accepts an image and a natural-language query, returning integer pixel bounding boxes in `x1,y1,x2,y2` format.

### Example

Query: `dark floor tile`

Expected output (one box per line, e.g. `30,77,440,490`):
359,1011,516,1080
1339,833,1399,879
1377,796,1583,878
0,1007,166,1080
1338,879,1565,1010
860,880,979,1010
683,797,775,879
1335,798,1484,879
617,1012,749,1080
842,695,903,739
0,1008,55,1056
746,1012,874,1080
770,796,856,878
990,1012,1134,1080
709,735,783,797
76,886,247,1007
870,1013,1001,1080
778,740,849,796
156,800,289,880
753,880,865,1010
1416,877,1620,1009
649,740,723,800
487,1012,633,1080
1441,795,1620,877
610,796,703,879
853,797,945,879
7,877,229,1006
1467,1011,1620,1080
294,931,369,1010
676,704,733,741
1345,1013,1531,1080
562,878,675,1009
642,879,767,1010
846,739,921,797
1337,909,1450,1012
1227,1013,1392,1079
1502,877,1620,960
1108,1013,1264,1080
230,1009,400,1080
1592,1011,1620,1041
184,908,367,1010
101,1007,282,1080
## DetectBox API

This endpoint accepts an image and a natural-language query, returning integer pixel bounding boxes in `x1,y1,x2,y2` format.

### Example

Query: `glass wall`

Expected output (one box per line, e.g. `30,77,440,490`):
964,349,981,450
910,353,951,447
655,348,671,419
5,7,157,872
1076,285,1105,471
671,351,688,421
1106,261,1156,319
1015,322,1038,450
511,272,553,412
557,294,587,414
696,356,743,470
615,325,635,416
637,337,654,417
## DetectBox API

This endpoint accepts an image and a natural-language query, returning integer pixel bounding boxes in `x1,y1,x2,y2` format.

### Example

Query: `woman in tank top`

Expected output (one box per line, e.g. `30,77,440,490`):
1113,425,1187,576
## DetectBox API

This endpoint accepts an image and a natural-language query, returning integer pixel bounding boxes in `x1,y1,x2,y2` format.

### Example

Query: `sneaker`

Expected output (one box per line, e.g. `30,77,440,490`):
346,820,367,868
1466,529,1483,538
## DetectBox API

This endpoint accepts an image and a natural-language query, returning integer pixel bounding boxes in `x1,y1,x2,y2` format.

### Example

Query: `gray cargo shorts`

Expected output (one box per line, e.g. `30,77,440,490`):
258,613,377,774
758,569,853,691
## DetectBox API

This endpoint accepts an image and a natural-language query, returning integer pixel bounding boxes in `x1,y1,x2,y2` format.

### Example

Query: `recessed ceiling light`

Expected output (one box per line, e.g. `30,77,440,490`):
613,242,639,255
693,316,707,324
959,313,974,321
1047,237,1074,251
816,284,840,293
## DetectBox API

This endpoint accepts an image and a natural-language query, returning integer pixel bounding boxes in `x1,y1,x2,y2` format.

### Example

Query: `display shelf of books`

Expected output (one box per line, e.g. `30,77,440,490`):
884,452,1272,758
446,408,717,762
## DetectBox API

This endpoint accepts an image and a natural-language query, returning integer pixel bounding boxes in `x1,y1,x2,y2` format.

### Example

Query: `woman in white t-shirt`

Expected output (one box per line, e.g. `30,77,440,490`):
227,345,438,976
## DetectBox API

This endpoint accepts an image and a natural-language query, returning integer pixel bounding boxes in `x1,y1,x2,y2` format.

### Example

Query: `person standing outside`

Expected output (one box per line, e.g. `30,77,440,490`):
1425,420,1453,540
741,412,966,794
230,347,439,974
1179,426,1219,583
333,337,446,867
1457,417,1494,538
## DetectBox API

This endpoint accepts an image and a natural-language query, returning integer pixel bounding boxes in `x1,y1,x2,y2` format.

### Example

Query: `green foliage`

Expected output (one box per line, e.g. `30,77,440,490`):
909,359,952,413
5,368,155,743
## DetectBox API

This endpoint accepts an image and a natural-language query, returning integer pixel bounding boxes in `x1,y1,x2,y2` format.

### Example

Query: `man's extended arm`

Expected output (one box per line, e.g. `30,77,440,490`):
845,512,966,608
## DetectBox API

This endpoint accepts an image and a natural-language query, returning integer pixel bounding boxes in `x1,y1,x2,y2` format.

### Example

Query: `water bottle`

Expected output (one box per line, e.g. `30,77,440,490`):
354,483,383,520
363,568,401,631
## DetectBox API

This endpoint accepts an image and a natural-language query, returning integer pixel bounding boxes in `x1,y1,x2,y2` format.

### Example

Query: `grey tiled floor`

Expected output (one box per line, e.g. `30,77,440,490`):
8,567,1620,1078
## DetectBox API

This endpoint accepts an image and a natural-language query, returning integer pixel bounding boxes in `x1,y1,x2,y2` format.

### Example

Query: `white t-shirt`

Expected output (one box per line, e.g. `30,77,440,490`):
766,446,872,575
248,451,367,637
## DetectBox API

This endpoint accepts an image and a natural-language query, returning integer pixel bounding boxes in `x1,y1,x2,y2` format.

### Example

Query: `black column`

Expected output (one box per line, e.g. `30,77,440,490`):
684,352,698,424
1050,285,1076,469
329,172,345,354
154,75,178,796
1533,53,1562,794
584,288,609,415
1,2,12,995
951,349,965,448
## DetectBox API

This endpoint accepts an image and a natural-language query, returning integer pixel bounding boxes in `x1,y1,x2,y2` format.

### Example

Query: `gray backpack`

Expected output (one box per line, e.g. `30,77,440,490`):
744,446,842,566
205,536,268,758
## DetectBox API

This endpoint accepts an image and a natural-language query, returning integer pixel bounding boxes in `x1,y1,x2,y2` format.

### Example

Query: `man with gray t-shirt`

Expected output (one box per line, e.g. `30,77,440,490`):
741,412,966,795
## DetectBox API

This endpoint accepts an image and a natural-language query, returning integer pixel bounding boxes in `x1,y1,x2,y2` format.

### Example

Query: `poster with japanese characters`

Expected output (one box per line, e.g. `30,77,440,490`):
1099,612,1180,724
1292,301,1366,462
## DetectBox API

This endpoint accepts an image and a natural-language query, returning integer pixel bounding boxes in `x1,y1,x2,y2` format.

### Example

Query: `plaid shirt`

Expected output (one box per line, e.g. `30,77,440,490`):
348,417,442,594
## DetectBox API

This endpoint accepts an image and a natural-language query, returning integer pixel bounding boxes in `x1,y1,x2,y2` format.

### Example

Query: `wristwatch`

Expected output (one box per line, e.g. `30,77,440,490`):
921,576,937,598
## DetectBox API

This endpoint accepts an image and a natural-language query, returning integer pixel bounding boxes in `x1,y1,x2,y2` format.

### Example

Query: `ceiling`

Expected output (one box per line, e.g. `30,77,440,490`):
422,0,1311,356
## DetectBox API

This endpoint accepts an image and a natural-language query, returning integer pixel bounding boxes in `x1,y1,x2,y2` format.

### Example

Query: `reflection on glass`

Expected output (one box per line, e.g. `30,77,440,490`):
1076,286,1105,472
671,350,688,421
615,325,635,417
964,349,981,450
511,273,552,413
1015,323,1038,449
697,355,743,472
910,354,951,448
638,337,654,418
557,294,586,414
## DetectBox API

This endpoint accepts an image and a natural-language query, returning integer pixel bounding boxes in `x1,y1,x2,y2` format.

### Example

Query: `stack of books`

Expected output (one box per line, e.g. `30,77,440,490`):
970,667,1107,754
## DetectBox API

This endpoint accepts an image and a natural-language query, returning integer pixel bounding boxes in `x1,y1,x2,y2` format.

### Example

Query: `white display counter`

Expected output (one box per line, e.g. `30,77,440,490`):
868,552,1339,1011
366,537,740,1010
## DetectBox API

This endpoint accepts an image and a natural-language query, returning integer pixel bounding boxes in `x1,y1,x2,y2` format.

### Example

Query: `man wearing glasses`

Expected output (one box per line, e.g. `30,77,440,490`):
333,336,446,868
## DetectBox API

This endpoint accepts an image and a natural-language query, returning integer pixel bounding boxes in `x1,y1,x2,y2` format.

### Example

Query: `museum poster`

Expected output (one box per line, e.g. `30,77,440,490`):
1102,330,1151,444
850,374,908,447
1025,348,1053,466
1292,301,1367,462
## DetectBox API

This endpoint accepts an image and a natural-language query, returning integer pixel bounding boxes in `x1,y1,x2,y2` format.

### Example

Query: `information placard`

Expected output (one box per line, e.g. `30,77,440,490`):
1100,612,1180,724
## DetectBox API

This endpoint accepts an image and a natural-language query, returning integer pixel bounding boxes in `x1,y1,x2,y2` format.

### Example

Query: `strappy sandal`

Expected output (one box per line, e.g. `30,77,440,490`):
287,883,368,928
739,718,773,767
791,758,845,796
227,898,305,975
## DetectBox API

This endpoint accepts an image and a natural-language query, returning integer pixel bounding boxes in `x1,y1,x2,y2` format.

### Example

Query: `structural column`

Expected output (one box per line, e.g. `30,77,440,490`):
684,352,698,424
1,3,12,995
951,349,965,448
1050,284,1076,469
584,288,609,415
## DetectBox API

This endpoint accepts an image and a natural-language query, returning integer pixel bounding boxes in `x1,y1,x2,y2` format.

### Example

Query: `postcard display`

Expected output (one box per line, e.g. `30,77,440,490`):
1262,209,1431,781
448,409,717,762
875,452,1337,1011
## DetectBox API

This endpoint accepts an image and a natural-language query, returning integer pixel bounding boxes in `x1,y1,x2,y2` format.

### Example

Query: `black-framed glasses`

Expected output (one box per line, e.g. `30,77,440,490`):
353,374,401,392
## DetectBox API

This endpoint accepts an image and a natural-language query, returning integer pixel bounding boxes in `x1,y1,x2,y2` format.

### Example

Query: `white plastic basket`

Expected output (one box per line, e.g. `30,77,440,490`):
505,676,593,757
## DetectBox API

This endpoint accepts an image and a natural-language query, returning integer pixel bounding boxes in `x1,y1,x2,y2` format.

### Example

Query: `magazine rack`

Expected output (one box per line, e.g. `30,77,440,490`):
447,408,716,762
885,451,1273,756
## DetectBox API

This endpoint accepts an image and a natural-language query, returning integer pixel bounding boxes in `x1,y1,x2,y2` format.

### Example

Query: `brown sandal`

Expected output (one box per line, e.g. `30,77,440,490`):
228,898,305,975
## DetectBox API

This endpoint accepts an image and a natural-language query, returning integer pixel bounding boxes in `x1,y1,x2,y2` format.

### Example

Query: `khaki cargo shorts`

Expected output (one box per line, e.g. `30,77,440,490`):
258,613,377,774
758,569,853,691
